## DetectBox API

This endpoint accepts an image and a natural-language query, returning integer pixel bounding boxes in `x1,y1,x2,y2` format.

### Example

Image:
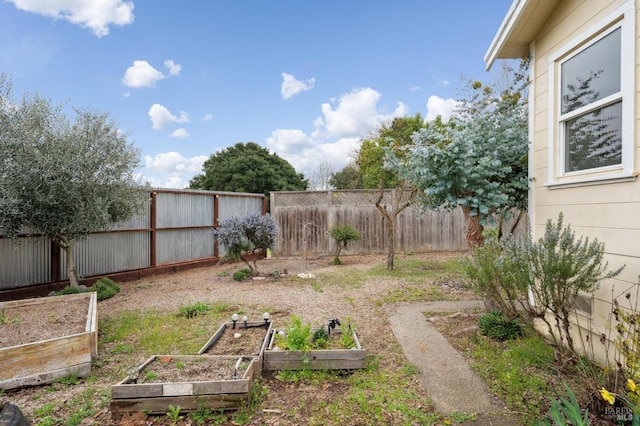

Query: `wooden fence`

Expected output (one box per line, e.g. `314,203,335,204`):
270,190,470,257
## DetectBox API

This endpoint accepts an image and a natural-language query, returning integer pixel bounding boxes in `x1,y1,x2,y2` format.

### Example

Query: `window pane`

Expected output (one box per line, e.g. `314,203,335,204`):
565,101,622,172
561,28,621,114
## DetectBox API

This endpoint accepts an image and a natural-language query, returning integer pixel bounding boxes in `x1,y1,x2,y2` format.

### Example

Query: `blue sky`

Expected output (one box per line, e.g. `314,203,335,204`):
0,0,513,189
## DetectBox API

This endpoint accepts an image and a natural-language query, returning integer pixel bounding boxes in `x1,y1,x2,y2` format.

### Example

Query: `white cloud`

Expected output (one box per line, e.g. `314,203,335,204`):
122,92,130,97
266,130,358,179
8,0,134,37
164,60,181,76
148,104,189,130
438,79,450,87
122,59,182,88
281,73,315,100
144,152,207,189
426,95,457,122
409,86,420,92
170,128,189,139
201,113,213,121
123,61,164,88
313,87,407,139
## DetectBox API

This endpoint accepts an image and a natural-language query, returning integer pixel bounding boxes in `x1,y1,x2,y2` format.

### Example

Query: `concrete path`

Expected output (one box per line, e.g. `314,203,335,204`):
389,301,518,424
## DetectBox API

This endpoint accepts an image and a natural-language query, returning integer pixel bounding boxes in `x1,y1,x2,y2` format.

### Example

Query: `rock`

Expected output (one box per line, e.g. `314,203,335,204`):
234,333,242,339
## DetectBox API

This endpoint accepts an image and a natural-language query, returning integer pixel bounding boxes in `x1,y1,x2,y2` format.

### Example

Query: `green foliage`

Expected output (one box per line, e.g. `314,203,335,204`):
386,61,529,247
89,277,120,301
328,224,361,264
189,141,307,196
329,164,364,189
165,404,183,424
462,238,531,319
0,73,147,288
214,212,279,275
278,315,313,351
478,310,523,341
523,213,623,358
312,328,329,349
356,114,426,189
56,286,82,296
233,268,253,281
178,302,210,318
541,384,589,426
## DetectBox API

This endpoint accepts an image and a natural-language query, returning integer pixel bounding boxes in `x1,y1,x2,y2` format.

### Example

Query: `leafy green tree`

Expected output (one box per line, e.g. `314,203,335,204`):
0,74,147,287
356,114,426,189
190,142,307,196
213,212,278,276
387,61,530,249
328,224,361,265
329,164,364,189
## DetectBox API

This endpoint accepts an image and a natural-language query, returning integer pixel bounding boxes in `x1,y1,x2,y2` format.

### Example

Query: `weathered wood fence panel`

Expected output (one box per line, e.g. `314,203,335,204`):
270,190,469,257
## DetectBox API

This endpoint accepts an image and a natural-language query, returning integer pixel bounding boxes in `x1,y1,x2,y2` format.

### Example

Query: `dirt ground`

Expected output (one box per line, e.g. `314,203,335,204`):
1,252,478,425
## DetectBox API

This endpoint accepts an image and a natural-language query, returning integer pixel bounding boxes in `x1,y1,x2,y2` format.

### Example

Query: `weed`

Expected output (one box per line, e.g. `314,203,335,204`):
178,301,210,318
175,360,185,370
109,343,134,355
34,402,56,418
216,271,230,277
56,285,81,296
0,308,18,325
57,374,80,386
144,371,159,381
311,281,323,292
36,416,56,426
165,404,183,424
401,363,421,376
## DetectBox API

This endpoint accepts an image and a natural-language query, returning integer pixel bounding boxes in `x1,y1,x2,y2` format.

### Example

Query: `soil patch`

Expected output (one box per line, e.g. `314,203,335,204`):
136,356,249,383
0,297,87,349
202,325,269,356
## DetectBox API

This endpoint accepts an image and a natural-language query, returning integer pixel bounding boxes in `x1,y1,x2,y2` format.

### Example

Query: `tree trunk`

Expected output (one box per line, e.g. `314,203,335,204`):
462,206,484,250
62,242,80,288
386,219,395,270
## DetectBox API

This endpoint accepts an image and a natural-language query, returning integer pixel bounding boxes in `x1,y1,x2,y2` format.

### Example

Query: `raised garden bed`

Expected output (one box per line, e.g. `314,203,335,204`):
263,327,366,371
110,355,257,417
0,292,98,390
198,321,273,358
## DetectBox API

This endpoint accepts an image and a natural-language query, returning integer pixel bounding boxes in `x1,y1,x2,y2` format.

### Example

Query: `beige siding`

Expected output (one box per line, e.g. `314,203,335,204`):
529,0,638,341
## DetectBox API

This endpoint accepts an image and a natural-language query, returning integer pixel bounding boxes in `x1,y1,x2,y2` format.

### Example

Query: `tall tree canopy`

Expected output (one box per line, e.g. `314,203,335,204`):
190,142,307,196
356,114,427,189
387,61,529,249
0,74,147,287
329,164,364,189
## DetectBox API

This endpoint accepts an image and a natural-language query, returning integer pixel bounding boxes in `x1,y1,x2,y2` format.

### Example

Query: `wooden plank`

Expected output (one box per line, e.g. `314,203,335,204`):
110,393,249,417
0,333,93,381
112,384,164,398
263,349,366,370
86,292,98,358
0,362,91,389
197,323,228,354
163,383,193,396
193,379,249,394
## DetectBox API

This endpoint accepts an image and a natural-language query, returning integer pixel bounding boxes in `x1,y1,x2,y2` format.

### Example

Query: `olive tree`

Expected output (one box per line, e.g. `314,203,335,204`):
0,75,147,287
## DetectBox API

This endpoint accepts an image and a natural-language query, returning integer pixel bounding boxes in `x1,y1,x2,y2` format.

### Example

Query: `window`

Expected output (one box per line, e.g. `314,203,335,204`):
548,2,634,187
560,28,621,173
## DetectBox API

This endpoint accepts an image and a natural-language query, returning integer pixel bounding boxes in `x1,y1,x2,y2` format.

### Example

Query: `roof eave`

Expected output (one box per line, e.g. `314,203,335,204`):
484,0,530,70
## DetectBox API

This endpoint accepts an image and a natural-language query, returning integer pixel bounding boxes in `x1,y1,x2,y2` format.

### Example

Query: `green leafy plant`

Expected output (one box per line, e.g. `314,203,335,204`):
144,371,159,381
178,301,210,318
165,404,183,424
89,277,121,301
478,310,523,341
278,315,312,351
312,328,329,349
339,317,357,348
0,309,18,325
56,285,82,296
328,224,361,265
233,268,253,281
539,383,589,425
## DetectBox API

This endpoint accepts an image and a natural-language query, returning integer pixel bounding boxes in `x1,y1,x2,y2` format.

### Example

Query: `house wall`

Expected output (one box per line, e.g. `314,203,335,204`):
529,0,639,349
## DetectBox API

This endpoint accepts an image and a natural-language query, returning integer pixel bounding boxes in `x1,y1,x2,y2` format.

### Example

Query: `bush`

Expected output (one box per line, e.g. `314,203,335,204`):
478,310,523,341
90,277,121,301
56,285,81,296
233,269,253,281
328,224,361,265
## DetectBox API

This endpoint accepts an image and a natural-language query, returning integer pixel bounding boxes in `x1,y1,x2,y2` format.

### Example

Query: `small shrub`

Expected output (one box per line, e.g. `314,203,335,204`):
90,277,121,301
233,269,253,281
56,285,81,296
478,310,523,341
329,224,361,265
178,302,210,319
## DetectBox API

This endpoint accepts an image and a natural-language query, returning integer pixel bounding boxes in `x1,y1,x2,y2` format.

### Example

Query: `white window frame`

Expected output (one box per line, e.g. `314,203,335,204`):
546,1,635,189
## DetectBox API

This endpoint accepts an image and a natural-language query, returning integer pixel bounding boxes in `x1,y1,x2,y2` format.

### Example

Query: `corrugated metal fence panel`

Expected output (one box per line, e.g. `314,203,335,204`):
108,196,151,230
217,193,263,222
0,237,51,289
60,232,151,279
156,192,215,228
156,229,215,265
